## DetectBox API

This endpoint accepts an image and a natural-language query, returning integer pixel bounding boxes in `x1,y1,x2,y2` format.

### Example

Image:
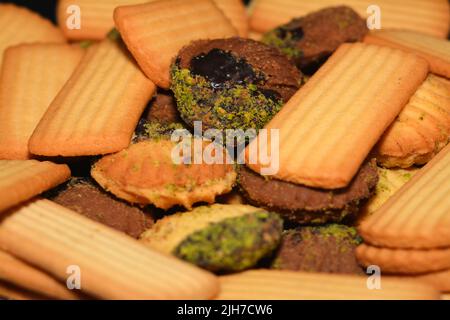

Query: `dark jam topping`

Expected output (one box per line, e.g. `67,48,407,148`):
190,48,263,89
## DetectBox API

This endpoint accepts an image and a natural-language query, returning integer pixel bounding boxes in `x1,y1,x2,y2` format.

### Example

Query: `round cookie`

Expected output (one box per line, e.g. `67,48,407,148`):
238,159,378,224
271,224,364,275
48,178,154,239
140,204,283,272
171,37,302,141
262,6,367,74
91,138,236,210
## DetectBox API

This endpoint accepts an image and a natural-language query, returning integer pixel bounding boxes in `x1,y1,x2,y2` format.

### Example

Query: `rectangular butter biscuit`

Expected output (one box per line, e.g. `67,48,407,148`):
364,30,450,78
246,43,428,189
217,270,440,300
57,0,146,40
114,0,237,88
359,144,450,249
0,199,219,300
29,38,156,157
0,4,65,67
0,250,80,299
0,160,70,213
0,43,84,160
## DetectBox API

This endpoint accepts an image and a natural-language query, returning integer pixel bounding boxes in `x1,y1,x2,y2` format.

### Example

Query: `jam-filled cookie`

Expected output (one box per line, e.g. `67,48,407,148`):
171,37,302,142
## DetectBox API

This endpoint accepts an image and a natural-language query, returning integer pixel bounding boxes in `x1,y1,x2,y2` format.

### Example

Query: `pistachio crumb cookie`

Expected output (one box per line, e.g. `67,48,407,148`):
171,37,302,141
140,204,283,272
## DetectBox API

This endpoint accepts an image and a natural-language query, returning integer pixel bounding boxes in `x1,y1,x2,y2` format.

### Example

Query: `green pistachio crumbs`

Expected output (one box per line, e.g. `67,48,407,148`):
173,211,283,272
262,30,303,60
143,121,185,140
170,66,283,136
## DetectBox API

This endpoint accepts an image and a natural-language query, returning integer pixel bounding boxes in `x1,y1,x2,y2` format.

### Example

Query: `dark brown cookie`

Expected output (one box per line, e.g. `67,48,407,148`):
171,37,302,137
238,159,378,224
144,91,182,124
271,225,364,275
263,6,367,74
176,37,302,102
49,179,154,238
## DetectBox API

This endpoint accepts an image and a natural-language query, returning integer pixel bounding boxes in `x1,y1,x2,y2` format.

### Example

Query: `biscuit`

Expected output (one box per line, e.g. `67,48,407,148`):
172,37,302,140
0,199,219,300
360,167,418,219
0,250,80,299
359,144,450,249
144,92,182,125
0,160,71,213
140,204,282,272
213,0,249,37
0,281,48,300
356,244,450,274
239,159,378,224
248,31,263,41
49,179,154,239
91,139,236,210
57,0,146,40
216,270,440,300
394,269,450,293
0,4,65,66
262,6,368,74
271,225,364,275
249,0,450,38
364,30,450,78
246,43,428,189
28,37,156,157
113,0,237,88
374,74,450,168
0,44,84,160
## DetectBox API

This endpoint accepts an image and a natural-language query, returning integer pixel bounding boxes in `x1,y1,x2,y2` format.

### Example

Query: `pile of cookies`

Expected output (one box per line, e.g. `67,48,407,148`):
0,0,449,300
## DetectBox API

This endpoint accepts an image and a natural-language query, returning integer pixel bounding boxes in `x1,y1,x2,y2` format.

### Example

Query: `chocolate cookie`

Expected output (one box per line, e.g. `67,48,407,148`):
262,6,367,74
134,90,187,142
238,159,378,224
49,179,154,238
171,37,302,140
271,224,364,275
144,91,182,125
140,204,283,273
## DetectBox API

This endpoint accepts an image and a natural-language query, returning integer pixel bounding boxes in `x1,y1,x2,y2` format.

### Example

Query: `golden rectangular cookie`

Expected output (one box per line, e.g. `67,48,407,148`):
374,74,450,168
359,144,450,249
0,199,219,300
0,44,84,160
364,30,450,78
249,0,450,38
0,160,70,213
216,270,440,300
0,281,48,300
356,244,450,274
0,250,79,299
113,0,238,88
57,0,146,40
393,269,450,293
246,43,428,189
28,38,156,157
0,4,65,66
214,0,249,37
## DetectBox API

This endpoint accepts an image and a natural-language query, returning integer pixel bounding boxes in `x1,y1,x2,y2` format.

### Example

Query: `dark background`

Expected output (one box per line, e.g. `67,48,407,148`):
0,0,251,23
